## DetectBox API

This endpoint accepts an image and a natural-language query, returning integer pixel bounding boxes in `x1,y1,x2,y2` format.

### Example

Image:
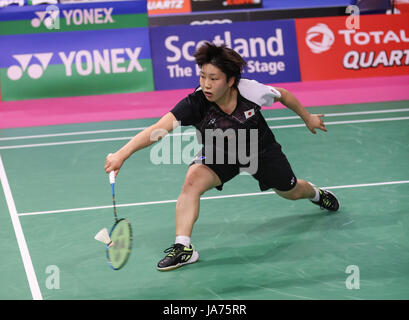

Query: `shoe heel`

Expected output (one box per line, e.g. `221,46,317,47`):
182,250,199,266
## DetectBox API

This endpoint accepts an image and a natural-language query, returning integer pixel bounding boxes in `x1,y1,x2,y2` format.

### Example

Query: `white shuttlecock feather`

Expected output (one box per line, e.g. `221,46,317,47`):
94,228,114,247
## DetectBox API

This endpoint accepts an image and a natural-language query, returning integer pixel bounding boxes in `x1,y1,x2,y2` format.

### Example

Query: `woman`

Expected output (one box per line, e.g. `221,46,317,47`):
104,42,340,271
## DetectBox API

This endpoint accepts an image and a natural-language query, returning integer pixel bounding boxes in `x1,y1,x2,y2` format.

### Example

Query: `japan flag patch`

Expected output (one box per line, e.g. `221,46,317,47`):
244,109,255,119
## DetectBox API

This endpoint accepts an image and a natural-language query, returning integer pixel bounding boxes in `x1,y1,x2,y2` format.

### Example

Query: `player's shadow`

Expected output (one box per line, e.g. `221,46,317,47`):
195,206,407,272
194,209,355,268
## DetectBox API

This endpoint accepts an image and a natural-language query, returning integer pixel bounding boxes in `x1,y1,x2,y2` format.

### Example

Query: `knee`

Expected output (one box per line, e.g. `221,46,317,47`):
182,177,198,194
181,173,206,196
180,164,220,196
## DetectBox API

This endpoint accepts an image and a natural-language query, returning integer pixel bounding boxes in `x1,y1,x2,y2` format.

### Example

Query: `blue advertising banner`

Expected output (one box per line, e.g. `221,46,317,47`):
0,27,154,100
0,0,148,35
150,20,301,90
0,0,146,21
0,0,153,100
0,28,152,68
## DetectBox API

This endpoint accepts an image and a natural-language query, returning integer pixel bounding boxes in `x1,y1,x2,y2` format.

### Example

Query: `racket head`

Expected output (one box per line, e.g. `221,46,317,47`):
106,218,132,270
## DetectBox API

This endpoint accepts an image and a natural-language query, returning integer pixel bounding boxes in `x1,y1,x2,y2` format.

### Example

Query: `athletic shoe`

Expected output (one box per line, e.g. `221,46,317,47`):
157,243,199,271
310,188,340,211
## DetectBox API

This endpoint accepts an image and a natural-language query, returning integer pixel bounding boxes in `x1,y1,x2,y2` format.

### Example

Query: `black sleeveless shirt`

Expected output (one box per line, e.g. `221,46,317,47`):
170,87,280,163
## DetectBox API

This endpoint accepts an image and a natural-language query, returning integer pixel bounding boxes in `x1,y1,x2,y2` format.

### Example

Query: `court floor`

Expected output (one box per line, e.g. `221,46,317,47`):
0,100,408,300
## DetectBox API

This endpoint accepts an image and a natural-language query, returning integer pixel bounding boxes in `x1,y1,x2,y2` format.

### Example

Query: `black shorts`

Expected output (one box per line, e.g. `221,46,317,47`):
190,145,297,192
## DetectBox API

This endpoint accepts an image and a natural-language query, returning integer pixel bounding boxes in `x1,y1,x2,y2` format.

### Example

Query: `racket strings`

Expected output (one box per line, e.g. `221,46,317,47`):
105,173,132,270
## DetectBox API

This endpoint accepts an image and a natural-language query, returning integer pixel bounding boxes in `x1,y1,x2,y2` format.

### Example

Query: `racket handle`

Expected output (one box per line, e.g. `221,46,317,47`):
107,153,115,184
109,171,115,184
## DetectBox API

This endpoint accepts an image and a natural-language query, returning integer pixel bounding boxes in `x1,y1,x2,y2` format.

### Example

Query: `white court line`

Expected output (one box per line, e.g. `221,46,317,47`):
269,116,409,129
0,127,149,142
0,155,43,300
0,136,135,150
265,108,409,121
1,116,409,150
17,180,409,217
1,107,408,142
0,132,196,150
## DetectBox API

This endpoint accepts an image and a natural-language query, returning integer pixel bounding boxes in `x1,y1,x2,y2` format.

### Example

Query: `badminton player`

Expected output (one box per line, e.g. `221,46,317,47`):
104,42,340,271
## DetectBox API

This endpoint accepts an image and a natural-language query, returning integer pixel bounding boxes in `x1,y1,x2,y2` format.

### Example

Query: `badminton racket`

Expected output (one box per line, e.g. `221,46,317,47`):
105,170,132,270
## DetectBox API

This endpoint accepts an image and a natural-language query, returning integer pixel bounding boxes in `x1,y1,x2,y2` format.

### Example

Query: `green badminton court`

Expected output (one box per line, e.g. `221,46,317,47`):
0,100,408,300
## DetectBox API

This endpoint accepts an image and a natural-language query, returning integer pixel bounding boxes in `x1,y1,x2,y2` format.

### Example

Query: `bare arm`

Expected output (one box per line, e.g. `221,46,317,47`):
274,87,327,134
104,112,178,175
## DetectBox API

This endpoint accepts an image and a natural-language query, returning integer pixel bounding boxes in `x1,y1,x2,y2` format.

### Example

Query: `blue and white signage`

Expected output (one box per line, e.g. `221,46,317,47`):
150,19,301,90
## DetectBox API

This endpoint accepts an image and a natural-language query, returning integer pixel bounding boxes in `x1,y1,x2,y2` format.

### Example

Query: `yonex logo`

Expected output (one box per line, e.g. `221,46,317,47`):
208,119,216,126
31,7,115,28
7,47,143,81
31,5,59,29
7,53,53,80
62,8,114,26
305,23,335,54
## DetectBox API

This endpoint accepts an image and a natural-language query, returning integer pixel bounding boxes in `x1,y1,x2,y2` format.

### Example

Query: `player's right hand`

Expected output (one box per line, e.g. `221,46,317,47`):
104,152,124,177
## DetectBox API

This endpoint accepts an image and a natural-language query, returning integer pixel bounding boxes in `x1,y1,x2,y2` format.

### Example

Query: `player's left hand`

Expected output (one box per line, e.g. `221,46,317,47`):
305,114,327,134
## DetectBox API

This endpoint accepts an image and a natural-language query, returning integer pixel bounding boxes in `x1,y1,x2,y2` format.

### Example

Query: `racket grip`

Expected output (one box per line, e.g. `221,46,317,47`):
107,153,115,184
109,171,115,184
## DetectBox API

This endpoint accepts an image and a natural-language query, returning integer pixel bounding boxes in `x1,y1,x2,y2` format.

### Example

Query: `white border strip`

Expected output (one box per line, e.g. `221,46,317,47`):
18,180,409,217
0,155,42,300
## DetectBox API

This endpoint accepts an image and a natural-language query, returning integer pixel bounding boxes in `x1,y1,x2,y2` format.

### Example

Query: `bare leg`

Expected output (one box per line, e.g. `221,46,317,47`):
176,164,222,237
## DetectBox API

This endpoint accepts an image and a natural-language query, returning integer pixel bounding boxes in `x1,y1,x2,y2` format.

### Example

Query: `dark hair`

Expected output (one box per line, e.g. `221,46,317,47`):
194,42,246,87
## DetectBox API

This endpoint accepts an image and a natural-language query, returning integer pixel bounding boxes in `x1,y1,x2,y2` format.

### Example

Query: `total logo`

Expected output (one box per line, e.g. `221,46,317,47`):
31,6,114,29
305,23,335,54
7,48,143,81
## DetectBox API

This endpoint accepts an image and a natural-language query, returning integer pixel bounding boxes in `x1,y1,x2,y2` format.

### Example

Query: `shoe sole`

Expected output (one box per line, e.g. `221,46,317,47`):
157,250,199,272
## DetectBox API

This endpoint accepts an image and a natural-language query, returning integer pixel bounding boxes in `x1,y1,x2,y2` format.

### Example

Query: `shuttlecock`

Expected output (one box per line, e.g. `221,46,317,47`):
94,228,114,247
